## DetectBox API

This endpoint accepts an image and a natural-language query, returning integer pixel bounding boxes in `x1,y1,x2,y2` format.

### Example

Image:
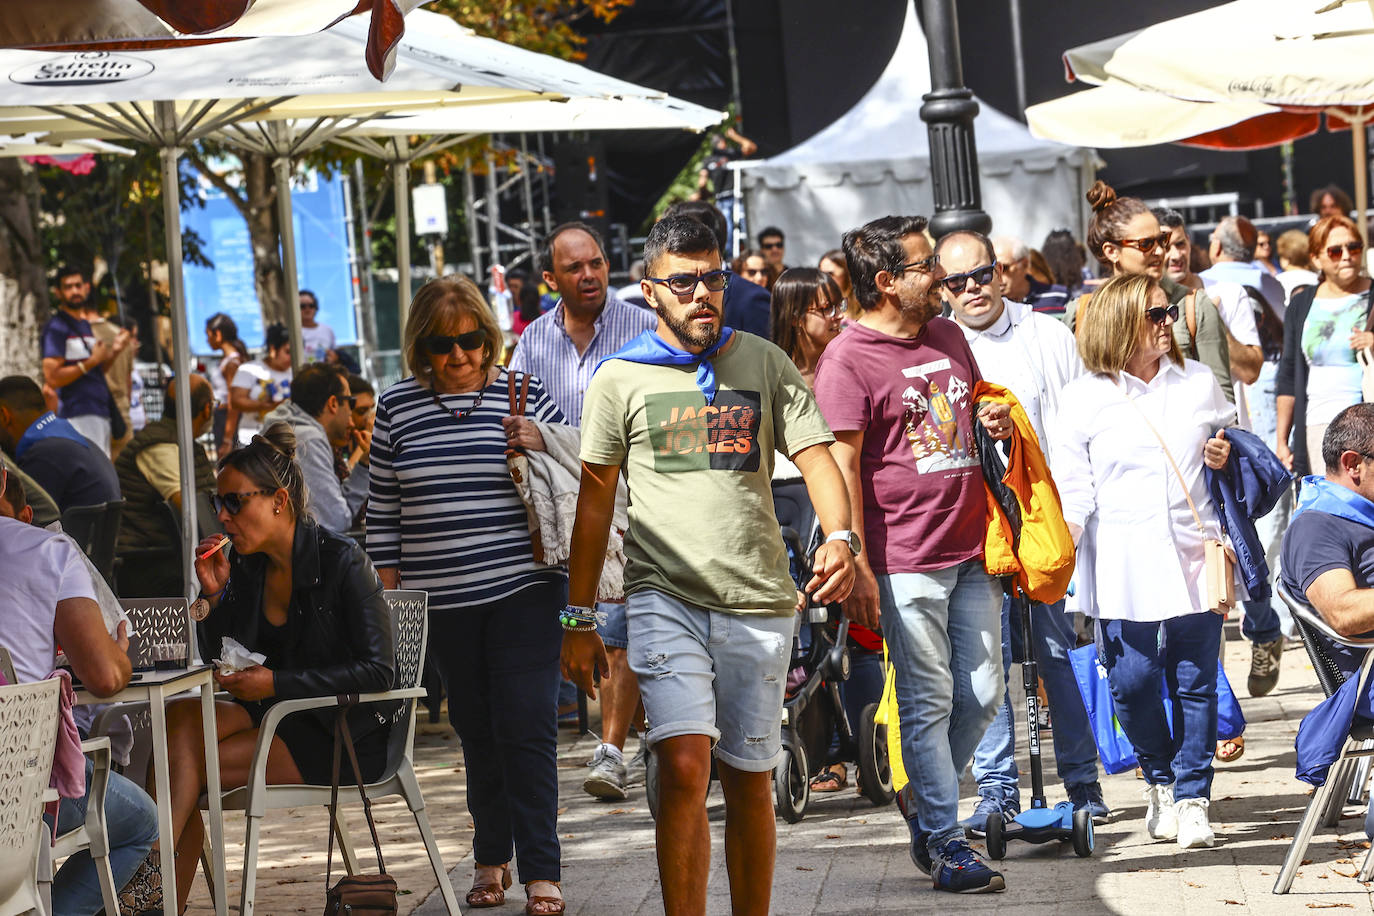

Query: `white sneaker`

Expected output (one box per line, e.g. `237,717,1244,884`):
1175,797,1216,849
1144,784,1177,840
583,744,628,800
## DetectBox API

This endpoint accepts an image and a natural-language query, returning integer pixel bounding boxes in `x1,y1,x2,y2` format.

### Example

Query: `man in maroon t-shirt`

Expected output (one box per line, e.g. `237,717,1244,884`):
814,214,1012,895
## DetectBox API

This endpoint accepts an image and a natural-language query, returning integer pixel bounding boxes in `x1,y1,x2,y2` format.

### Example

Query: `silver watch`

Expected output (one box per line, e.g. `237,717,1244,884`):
824,529,862,556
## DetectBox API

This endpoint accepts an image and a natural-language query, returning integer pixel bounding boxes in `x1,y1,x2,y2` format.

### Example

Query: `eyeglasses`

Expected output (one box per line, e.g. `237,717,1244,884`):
761,241,784,250
894,254,940,275
421,329,486,354
339,394,356,409
941,264,997,293
647,270,730,296
1145,304,1180,325
1326,240,1365,260
1111,232,1171,253
211,489,274,516
808,302,845,319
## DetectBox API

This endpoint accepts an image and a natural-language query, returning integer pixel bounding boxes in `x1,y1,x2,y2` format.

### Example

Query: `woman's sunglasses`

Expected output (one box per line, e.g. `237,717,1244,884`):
421,329,486,355
211,489,273,515
1326,240,1365,260
941,264,997,293
1145,304,1180,326
1112,232,1171,253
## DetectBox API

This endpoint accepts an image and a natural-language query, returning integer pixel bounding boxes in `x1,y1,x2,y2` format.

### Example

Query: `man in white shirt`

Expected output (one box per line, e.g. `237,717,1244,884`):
935,230,1110,832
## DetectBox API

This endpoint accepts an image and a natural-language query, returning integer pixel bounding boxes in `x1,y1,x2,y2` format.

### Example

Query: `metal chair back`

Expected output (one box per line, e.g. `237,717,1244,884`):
1276,579,1355,697
89,500,124,585
118,598,193,671
60,503,105,557
0,678,61,916
381,589,428,775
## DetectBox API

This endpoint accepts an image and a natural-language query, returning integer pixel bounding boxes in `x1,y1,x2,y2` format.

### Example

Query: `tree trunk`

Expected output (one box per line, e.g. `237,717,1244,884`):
242,152,288,329
0,158,48,379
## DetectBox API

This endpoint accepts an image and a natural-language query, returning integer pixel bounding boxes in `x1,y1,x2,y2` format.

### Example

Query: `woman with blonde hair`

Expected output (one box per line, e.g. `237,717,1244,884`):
367,276,570,914
1053,272,1236,852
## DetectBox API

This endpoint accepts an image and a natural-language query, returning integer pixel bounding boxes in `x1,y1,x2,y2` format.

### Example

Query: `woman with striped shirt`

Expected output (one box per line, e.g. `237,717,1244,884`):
367,276,569,915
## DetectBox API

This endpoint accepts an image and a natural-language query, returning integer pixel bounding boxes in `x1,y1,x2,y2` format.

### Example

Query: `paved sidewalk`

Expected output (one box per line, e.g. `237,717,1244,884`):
188,625,1374,915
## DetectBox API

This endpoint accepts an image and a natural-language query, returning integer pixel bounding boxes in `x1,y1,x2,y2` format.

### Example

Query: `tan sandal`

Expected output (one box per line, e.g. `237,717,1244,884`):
466,863,511,909
1216,736,1245,763
525,880,565,915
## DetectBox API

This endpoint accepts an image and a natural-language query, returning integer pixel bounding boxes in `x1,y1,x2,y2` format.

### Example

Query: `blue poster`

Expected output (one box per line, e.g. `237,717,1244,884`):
182,161,357,352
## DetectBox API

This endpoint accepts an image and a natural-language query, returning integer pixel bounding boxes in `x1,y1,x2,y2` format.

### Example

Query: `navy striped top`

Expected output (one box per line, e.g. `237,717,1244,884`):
366,369,568,610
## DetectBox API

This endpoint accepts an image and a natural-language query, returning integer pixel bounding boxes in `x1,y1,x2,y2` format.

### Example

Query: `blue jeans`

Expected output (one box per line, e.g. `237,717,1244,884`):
971,597,1100,805
878,561,1004,850
51,757,158,916
1099,612,1224,801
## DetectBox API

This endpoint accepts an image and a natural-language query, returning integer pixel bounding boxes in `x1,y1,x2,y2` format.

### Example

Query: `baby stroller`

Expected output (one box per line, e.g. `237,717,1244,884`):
772,480,896,822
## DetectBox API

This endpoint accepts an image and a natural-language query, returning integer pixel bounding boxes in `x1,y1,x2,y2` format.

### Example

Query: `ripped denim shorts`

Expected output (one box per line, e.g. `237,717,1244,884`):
626,588,794,772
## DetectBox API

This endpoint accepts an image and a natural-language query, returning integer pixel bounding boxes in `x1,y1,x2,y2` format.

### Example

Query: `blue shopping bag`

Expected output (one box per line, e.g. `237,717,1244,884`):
1068,643,1246,775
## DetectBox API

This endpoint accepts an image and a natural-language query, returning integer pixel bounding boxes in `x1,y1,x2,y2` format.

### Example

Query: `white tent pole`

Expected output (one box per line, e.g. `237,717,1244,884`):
1355,117,1370,244
272,123,305,369
393,136,412,359
463,160,483,284
153,100,200,603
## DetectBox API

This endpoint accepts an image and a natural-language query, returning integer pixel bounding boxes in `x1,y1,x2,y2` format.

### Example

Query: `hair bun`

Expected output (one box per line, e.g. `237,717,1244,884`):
1085,180,1118,213
255,422,298,462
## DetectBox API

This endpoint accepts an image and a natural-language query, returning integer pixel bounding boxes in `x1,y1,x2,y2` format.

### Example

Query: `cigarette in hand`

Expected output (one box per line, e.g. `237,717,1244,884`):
198,535,231,561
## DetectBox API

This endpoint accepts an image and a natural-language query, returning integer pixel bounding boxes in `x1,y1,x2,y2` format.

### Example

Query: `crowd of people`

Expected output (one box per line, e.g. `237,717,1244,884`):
4,176,1374,915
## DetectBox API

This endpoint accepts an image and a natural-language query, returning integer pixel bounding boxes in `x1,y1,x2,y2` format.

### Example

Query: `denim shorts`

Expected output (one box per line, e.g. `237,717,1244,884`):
596,600,629,650
626,589,793,772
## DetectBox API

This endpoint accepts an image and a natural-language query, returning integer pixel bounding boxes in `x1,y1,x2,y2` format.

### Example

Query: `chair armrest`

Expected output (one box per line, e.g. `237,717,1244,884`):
1277,580,1374,650
79,736,111,756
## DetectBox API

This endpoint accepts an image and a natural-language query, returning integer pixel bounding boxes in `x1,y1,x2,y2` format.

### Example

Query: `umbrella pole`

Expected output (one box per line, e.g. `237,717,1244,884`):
272,125,305,370
1355,118,1370,244
153,101,200,605
393,136,412,363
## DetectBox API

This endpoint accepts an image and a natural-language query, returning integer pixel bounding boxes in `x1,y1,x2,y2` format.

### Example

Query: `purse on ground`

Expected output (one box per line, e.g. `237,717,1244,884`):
324,703,397,916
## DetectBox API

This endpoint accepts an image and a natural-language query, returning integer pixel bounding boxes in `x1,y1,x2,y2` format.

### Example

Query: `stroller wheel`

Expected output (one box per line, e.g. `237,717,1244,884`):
774,741,810,823
857,702,896,807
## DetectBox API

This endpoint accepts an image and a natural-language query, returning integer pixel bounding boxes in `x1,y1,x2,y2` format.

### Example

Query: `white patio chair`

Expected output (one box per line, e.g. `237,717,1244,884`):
38,736,121,916
202,589,460,916
1273,579,1374,894
0,678,61,916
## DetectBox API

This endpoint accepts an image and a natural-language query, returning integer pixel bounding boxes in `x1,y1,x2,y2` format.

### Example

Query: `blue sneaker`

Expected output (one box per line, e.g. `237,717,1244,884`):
930,838,1006,894
1067,781,1112,825
895,784,932,875
960,794,1018,838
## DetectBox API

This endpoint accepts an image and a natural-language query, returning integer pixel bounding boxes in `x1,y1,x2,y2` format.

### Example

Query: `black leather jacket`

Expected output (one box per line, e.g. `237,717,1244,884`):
197,519,397,741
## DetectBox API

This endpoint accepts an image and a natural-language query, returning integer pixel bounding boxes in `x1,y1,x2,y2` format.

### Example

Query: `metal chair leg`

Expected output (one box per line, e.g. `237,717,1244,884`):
1276,775,1340,894
1321,758,1356,828
1360,839,1374,883
1347,754,1373,806
239,814,262,916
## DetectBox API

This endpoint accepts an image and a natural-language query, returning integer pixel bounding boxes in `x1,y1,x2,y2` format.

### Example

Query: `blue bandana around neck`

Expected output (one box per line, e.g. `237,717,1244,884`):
596,327,735,405
15,411,91,459
1292,475,1374,530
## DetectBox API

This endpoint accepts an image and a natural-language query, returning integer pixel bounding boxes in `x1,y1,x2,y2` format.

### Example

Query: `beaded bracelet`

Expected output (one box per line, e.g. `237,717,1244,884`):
559,604,598,631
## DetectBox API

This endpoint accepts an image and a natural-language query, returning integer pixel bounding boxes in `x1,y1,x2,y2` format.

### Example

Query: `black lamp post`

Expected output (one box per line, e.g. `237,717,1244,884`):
918,0,992,238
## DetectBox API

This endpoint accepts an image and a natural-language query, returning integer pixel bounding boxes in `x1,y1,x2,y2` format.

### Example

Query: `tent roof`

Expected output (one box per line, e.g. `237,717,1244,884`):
740,3,1085,190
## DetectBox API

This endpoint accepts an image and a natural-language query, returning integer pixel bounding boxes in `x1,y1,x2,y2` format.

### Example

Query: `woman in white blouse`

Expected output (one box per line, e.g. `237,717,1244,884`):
1053,273,1235,852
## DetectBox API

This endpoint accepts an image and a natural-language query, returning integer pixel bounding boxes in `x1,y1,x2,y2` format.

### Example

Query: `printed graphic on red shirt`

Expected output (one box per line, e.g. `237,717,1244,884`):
645,389,762,472
899,357,979,475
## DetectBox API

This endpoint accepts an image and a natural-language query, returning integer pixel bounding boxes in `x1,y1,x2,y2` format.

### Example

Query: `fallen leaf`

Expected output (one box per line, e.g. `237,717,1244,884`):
796,866,814,871
826,834,841,839
1305,904,1353,909
1185,881,1202,888
1332,869,1359,878
1222,900,1243,905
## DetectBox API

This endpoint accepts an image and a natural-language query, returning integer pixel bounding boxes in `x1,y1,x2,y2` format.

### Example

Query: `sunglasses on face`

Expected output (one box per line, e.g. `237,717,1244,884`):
761,241,784,250
421,329,486,355
1112,232,1171,253
211,489,273,516
648,270,730,296
1145,304,1180,325
1327,240,1365,260
941,264,997,293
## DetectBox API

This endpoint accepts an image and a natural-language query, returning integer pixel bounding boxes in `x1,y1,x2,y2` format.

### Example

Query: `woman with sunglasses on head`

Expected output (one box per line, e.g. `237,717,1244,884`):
153,421,396,914
1054,273,1236,852
1276,214,1373,476
366,276,570,915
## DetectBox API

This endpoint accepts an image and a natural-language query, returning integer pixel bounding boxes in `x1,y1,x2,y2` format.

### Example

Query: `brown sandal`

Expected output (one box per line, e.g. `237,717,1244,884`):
525,880,565,915
465,863,512,909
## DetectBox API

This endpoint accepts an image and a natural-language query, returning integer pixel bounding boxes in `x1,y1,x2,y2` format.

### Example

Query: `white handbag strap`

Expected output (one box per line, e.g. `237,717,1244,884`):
1122,391,1207,537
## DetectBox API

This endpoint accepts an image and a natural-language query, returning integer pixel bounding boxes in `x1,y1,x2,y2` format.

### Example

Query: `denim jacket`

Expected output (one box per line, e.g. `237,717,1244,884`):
1203,426,1293,601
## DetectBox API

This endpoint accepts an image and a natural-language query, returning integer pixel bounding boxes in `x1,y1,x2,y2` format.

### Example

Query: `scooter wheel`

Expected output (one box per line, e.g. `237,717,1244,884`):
773,741,809,824
985,812,1006,860
1072,806,1094,858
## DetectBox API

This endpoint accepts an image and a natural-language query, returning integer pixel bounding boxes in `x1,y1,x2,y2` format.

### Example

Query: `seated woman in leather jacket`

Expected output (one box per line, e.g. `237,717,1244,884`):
157,422,396,914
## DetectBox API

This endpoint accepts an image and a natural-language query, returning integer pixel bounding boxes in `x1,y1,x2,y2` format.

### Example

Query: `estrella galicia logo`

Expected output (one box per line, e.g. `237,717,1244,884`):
10,51,154,87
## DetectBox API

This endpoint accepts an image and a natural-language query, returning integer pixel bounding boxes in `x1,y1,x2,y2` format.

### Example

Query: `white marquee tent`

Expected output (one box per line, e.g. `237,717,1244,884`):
736,2,1097,261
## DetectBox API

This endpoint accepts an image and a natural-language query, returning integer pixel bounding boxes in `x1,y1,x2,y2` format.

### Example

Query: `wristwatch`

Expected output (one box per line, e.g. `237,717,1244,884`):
824,529,862,556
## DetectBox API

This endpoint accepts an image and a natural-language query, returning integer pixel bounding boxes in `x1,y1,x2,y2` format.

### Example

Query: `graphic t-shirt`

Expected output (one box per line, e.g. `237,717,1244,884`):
1302,292,1368,427
580,332,834,615
231,360,293,442
813,318,985,575
41,310,109,420
301,323,336,363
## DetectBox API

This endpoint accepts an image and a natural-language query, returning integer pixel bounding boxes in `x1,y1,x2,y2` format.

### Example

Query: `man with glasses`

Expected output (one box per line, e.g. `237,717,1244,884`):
115,374,217,597
342,374,376,525
935,230,1110,835
510,220,657,800
264,363,355,533
993,235,1068,315
563,213,855,915
813,215,1014,894
758,226,787,272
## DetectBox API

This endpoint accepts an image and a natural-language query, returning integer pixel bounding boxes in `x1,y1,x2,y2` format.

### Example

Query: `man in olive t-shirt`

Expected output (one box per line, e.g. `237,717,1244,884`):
562,215,856,916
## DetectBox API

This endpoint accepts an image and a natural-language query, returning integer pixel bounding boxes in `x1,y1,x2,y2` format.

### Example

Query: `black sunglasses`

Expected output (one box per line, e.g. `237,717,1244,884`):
761,241,784,250
211,489,274,516
647,270,730,296
1145,304,1180,325
941,264,997,293
421,329,486,355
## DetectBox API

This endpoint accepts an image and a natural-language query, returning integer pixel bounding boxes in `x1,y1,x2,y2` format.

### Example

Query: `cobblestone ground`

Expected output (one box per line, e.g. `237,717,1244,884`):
184,624,1374,915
